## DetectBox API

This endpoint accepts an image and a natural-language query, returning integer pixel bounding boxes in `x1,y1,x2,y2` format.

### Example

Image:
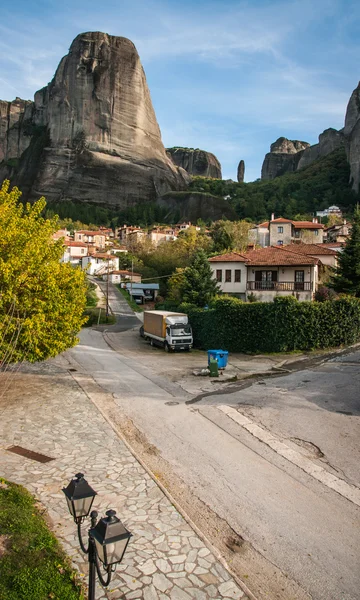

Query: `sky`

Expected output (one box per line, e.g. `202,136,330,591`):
0,0,359,181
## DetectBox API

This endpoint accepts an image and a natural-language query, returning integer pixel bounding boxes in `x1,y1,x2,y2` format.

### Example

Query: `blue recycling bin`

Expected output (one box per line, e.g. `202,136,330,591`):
207,349,229,369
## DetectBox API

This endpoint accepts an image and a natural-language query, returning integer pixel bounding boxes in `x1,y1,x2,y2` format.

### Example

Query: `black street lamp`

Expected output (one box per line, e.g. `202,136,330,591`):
63,473,132,599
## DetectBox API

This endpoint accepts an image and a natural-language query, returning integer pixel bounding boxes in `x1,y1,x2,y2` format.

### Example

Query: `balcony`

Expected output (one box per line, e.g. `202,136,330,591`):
247,281,311,292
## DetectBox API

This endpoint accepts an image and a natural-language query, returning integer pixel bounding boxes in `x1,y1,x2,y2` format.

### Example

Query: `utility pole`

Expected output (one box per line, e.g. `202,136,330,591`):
130,257,133,301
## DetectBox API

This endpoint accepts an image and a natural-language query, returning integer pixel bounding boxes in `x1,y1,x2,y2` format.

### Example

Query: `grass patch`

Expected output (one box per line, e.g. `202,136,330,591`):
117,286,143,312
83,307,116,327
0,478,84,600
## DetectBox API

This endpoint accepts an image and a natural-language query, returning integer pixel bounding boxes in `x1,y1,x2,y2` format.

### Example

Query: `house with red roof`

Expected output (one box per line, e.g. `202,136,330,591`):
249,215,324,247
209,245,321,302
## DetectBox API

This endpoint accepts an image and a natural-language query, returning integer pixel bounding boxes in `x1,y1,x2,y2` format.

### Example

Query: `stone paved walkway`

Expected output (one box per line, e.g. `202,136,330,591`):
0,360,248,600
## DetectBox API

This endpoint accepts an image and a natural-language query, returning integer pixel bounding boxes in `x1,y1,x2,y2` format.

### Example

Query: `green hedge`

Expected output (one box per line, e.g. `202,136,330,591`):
179,296,360,353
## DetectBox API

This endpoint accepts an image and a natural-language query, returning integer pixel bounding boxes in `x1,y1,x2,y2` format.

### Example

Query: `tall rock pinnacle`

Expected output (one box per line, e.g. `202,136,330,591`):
237,159,245,183
0,32,188,205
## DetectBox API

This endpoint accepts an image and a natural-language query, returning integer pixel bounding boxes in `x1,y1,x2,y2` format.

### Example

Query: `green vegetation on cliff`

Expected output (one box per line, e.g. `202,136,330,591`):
189,147,359,221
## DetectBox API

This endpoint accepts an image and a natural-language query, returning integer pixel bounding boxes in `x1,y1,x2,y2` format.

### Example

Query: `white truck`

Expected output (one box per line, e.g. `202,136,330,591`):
140,311,193,352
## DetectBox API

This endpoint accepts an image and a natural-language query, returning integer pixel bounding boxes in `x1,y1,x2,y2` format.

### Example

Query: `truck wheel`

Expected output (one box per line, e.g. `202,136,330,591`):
150,339,154,347
139,326,144,338
164,342,170,352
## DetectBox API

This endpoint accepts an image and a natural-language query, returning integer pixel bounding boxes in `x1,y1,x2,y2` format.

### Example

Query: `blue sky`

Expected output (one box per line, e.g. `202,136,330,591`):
1,0,359,181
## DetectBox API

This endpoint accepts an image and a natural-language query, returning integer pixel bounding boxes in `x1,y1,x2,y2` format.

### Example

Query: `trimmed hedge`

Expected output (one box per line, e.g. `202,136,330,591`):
178,296,360,353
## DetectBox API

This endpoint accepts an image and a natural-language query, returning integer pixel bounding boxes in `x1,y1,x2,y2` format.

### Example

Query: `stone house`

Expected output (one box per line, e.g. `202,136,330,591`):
249,216,324,247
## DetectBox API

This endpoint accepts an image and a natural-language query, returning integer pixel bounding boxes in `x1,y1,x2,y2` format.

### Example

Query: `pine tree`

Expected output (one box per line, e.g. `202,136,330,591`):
331,206,360,297
182,249,220,307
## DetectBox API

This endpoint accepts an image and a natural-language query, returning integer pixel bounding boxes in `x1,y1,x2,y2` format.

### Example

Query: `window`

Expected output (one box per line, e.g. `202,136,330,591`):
235,269,241,282
81,249,85,254
225,270,231,282
314,229,319,236
78,234,82,240
294,230,300,238
216,269,222,282
278,226,283,233
277,240,283,246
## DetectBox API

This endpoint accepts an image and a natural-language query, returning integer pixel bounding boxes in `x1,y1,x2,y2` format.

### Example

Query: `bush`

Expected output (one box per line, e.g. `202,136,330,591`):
182,295,360,353
314,286,336,302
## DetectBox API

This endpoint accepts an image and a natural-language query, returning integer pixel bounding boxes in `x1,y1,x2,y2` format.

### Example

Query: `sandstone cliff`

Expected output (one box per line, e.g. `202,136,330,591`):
344,82,360,191
166,147,222,179
158,191,236,222
237,159,245,183
0,32,189,205
261,130,344,180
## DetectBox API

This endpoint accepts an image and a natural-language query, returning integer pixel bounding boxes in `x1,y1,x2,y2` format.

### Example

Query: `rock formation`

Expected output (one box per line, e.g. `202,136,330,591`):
166,147,222,179
344,82,360,191
158,191,236,222
261,130,344,181
0,32,189,206
261,137,309,180
237,160,245,183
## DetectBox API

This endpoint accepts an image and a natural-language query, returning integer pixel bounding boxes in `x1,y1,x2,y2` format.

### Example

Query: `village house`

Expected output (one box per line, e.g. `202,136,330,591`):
316,205,342,218
52,228,71,241
147,227,177,246
61,241,89,266
74,230,106,250
249,215,324,247
117,225,145,245
81,253,119,275
209,246,320,302
103,270,142,284
325,221,351,244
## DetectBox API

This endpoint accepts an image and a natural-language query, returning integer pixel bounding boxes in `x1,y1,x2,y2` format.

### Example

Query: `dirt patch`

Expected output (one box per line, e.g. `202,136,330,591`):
0,534,10,557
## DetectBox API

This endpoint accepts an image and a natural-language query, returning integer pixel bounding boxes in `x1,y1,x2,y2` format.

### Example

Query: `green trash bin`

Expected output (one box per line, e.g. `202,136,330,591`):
209,357,219,377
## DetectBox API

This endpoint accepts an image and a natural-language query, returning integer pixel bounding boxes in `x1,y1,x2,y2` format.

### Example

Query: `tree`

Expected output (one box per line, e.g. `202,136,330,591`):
331,206,360,296
181,250,220,307
0,180,87,363
211,220,251,253
167,268,187,303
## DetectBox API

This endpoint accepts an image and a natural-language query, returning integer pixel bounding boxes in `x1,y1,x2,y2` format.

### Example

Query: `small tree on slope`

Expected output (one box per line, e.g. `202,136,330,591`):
331,206,360,297
182,249,220,307
0,180,87,363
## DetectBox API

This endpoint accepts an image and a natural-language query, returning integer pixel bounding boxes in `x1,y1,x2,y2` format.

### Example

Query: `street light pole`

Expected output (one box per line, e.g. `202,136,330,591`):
62,474,131,600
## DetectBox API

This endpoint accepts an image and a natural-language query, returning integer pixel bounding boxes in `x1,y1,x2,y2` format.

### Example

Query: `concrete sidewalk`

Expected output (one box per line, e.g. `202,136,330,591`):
0,359,249,600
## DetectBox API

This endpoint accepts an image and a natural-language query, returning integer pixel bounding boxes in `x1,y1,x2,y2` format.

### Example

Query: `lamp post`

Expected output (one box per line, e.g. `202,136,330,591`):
63,473,132,600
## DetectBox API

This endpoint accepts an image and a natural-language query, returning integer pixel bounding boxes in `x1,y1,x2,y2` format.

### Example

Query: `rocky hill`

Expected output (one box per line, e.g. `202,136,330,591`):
261,82,360,191
0,32,189,206
344,81,360,191
260,132,345,180
166,147,222,178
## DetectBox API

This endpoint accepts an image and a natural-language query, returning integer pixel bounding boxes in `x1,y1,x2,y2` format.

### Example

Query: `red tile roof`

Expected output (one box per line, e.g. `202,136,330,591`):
64,241,88,247
76,230,105,236
208,252,248,263
244,246,318,266
292,221,324,229
281,243,337,256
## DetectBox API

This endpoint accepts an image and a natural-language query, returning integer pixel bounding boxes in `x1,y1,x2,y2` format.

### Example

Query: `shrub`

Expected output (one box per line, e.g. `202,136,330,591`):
181,295,360,353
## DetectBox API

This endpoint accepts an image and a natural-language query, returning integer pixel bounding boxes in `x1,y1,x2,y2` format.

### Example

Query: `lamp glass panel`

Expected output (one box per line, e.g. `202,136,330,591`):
65,496,74,517
94,539,105,564
73,495,93,518
104,539,128,566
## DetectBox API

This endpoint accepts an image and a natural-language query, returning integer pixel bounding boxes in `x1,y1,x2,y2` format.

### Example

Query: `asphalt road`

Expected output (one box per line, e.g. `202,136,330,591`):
67,309,360,600
92,278,140,332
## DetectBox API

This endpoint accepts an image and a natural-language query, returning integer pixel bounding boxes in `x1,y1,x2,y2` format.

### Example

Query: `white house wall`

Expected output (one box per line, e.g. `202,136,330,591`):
210,262,247,297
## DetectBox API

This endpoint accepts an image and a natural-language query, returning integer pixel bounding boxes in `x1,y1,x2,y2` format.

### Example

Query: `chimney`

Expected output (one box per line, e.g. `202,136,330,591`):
271,213,275,221
312,217,318,224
